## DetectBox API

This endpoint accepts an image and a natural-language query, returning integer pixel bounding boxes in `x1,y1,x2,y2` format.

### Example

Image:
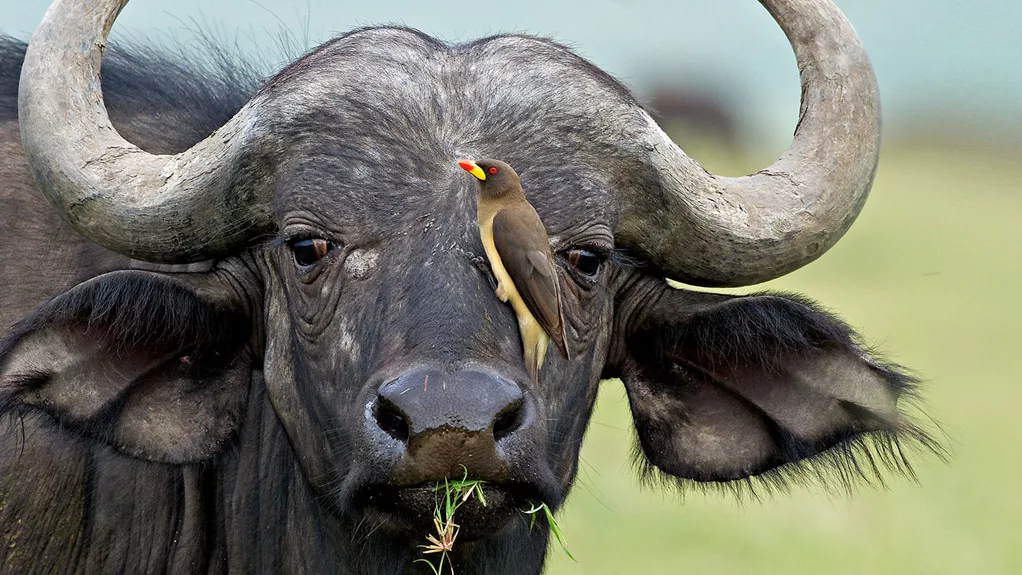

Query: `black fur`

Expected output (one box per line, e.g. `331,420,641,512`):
0,35,258,152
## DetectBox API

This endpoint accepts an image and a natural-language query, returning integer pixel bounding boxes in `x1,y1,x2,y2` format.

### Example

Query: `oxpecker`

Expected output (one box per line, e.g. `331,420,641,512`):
459,158,570,383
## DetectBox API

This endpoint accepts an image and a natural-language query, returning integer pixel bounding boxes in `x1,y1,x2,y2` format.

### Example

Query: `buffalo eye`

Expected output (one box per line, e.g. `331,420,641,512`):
566,248,602,278
291,238,332,267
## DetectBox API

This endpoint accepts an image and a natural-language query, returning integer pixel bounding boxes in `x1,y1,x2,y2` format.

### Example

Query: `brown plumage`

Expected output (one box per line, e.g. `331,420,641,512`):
459,158,570,382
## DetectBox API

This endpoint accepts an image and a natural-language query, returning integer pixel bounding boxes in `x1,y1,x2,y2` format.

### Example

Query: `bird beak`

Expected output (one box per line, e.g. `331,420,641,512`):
458,159,486,181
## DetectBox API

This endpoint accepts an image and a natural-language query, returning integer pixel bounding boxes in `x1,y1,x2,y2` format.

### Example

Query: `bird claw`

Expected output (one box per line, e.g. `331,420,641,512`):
471,255,498,291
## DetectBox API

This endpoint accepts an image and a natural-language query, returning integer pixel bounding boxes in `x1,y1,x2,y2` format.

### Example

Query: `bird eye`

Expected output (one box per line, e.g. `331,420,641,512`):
488,166,498,175
291,238,331,267
566,248,602,278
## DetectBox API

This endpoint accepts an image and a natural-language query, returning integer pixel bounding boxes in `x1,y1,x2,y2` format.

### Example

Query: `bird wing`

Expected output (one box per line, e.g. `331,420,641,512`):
492,206,570,359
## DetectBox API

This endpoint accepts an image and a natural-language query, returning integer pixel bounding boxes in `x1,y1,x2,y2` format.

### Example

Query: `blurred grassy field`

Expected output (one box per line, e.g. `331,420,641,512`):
546,143,1022,574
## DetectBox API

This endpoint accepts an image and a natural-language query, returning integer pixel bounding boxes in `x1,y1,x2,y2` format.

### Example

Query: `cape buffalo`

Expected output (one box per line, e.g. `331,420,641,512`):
0,0,935,573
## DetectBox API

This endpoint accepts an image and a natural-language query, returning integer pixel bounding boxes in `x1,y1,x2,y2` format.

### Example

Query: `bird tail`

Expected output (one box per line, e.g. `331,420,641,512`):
551,319,571,361
523,328,550,384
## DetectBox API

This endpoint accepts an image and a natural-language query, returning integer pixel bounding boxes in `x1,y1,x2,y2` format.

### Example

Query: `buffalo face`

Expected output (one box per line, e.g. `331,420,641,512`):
255,77,614,539
220,29,634,537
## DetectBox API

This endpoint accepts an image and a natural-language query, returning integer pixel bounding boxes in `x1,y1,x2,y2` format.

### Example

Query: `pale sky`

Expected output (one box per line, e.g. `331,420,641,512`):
4,1,1018,146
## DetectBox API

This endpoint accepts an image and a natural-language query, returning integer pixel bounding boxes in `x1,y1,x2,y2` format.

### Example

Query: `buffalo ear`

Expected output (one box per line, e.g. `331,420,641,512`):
0,270,253,463
612,282,940,492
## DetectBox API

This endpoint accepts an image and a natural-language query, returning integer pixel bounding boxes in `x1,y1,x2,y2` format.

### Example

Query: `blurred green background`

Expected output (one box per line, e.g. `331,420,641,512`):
546,141,1022,574
6,1,1021,572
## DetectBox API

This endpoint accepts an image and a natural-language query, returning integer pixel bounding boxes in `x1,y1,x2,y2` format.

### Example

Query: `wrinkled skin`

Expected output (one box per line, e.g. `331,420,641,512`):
0,28,929,575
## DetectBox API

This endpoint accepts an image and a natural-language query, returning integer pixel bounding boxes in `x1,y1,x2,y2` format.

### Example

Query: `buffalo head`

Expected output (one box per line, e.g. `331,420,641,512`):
0,0,936,571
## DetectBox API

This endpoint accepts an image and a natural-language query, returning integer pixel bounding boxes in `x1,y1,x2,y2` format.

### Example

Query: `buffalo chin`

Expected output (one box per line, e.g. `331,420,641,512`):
351,483,538,541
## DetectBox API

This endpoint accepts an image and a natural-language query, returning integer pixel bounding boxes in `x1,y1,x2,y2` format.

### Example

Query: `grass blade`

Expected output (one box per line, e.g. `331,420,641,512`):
523,502,575,561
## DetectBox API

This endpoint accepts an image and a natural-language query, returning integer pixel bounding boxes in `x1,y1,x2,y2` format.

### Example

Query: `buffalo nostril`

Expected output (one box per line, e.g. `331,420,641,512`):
492,400,524,442
374,397,410,443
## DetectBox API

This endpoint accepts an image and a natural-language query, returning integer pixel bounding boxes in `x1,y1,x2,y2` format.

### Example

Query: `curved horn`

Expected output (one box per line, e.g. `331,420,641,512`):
618,0,881,287
18,0,275,263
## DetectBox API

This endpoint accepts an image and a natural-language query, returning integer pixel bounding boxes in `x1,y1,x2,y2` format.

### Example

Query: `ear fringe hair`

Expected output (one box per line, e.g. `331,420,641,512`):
629,369,949,502
633,417,947,503
0,272,247,363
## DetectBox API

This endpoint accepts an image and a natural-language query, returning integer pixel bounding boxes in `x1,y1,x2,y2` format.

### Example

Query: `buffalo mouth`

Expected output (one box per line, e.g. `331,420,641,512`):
352,482,545,541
